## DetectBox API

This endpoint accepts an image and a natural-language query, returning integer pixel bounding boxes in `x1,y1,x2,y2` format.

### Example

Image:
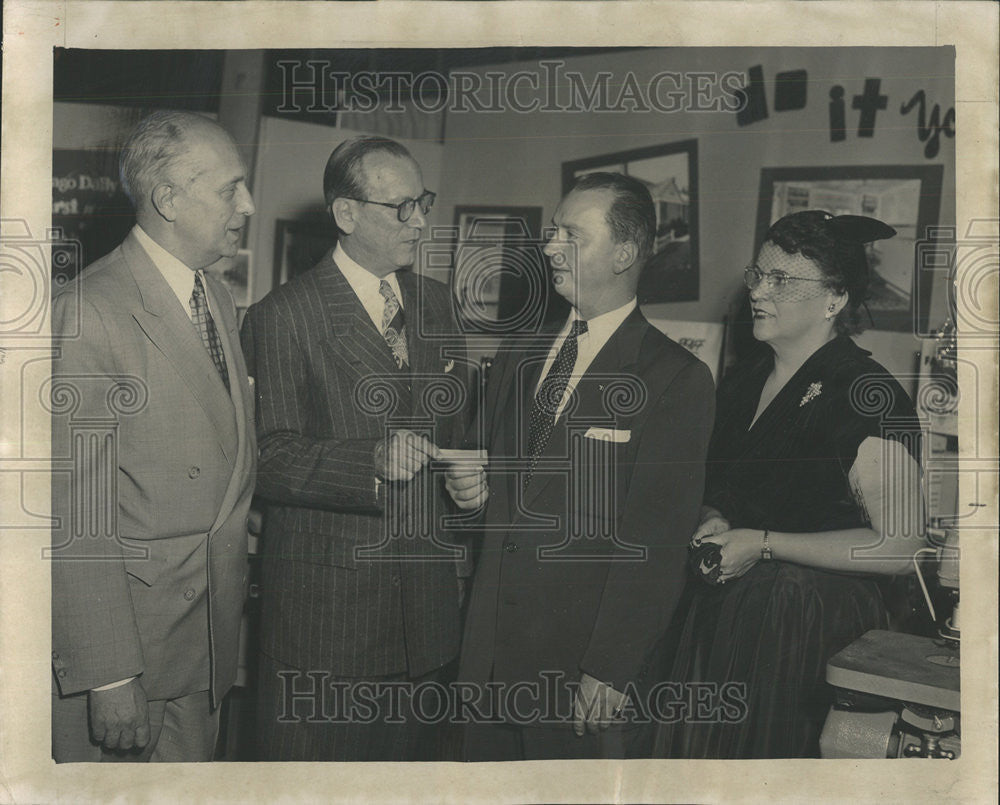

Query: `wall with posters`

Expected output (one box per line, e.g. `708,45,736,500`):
50,46,956,382
50,103,148,278
437,46,956,379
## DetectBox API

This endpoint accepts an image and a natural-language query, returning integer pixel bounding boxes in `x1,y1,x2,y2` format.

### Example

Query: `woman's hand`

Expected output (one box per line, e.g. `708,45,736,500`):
699,528,763,583
690,507,731,547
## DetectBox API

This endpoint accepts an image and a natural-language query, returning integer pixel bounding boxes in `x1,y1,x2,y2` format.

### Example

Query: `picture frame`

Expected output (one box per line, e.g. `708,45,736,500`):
205,248,252,309
754,165,945,333
273,217,337,289
451,205,554,333
562,139,700,304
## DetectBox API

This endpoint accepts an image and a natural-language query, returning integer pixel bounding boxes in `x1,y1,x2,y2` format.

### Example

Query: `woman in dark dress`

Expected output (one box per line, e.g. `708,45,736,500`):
654,211,926,759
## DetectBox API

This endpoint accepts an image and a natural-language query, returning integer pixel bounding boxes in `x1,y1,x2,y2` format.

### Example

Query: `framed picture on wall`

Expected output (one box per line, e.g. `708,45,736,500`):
206,248,252,309
754,165,945,333
451,205,558,334
273,217,337,288
562,139,699,304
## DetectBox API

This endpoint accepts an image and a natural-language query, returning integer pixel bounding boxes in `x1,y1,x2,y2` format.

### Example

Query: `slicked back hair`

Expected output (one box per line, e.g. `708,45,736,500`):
569,172,657,271
323,136,416,211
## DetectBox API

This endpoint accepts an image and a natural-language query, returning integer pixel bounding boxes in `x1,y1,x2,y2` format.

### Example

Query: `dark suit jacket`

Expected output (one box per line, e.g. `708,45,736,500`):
51,229,256,707
458,306,715,712
241,254,470,678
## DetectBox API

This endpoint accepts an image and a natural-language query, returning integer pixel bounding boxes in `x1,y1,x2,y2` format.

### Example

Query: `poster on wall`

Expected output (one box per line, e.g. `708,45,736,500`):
754,165,945,332
562,139,699,304
272,217,337,287
645,317,726,381
451,205,559,333
206,249,253,309
51,148,135,283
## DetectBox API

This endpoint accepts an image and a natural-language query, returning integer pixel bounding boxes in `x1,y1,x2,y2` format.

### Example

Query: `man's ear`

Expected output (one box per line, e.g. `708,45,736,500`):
613,241,637,275
150,183,177,222
330,199,356,234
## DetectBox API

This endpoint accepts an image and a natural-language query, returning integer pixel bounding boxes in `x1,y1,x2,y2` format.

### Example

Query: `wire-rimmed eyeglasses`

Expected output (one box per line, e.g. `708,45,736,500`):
743,264,827,292
342,189,436,222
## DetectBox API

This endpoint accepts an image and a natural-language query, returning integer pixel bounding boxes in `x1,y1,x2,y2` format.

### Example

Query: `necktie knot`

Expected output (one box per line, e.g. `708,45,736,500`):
571,319,588,338
379,279,396,303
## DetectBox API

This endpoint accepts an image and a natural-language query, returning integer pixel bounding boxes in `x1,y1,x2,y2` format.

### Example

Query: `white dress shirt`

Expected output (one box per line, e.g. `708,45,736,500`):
333,242,403,332
534,298,637,420
132,224,214,320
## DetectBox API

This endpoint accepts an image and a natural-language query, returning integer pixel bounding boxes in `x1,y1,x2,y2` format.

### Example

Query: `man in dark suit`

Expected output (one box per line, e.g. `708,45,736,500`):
445,172,715,760
242,136,469,761
51,111,257,761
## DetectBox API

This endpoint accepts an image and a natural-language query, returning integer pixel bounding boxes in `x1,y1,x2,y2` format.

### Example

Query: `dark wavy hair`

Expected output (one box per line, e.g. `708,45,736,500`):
763,210,895,336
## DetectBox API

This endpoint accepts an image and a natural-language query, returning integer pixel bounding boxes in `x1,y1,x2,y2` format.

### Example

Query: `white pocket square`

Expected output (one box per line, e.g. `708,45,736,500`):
583,427,631,443
443,360,455,373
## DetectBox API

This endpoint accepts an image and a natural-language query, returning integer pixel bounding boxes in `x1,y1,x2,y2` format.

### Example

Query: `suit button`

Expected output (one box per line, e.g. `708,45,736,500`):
183,588,196,601
188,466,201,479
504,542,519,553
392,576,401,586
57,668,67,678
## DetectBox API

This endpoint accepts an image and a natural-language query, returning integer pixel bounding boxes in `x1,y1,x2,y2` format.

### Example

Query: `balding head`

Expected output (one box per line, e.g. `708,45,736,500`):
119,111,232,214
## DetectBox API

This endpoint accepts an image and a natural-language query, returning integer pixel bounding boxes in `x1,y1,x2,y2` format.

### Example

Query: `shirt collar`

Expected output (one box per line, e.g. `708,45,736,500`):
565,297,636,342
132,224,200,313
333,242,402,306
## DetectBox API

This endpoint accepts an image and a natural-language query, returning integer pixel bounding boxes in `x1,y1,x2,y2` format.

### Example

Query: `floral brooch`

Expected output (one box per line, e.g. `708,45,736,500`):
799,381,823,407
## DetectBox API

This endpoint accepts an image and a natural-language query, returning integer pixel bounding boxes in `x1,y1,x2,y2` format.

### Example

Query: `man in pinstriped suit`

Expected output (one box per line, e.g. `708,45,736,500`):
242,136,470,761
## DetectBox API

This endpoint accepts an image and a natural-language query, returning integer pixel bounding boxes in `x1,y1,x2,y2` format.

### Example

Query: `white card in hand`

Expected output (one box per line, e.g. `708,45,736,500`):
437,448,488,465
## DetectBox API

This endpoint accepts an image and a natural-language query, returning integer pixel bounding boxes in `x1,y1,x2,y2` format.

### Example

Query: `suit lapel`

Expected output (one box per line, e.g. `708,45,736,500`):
203,275,253,530
572,306,647,419
120,233,237,462
319,258,401,381
520,307,648,513
505,325,562,518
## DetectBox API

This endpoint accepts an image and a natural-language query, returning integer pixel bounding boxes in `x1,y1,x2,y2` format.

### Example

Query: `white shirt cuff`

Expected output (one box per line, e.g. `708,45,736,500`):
92,676,136,691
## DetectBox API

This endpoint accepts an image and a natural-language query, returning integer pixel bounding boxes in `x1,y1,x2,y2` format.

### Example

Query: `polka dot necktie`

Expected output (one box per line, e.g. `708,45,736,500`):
524,319,588,489
380,280,409,370
189,272,230,393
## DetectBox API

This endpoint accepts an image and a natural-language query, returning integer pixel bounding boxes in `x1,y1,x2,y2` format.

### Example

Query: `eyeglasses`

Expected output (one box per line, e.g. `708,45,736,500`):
342,189,436,223
743,264,828,300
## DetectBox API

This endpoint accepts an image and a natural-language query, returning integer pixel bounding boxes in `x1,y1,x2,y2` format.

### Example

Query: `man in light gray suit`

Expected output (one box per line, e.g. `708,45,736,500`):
51,111,257,762
243,136,469,761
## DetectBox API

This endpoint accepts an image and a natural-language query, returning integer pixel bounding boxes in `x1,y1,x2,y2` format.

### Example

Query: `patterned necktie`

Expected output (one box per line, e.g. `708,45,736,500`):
379,279,409,370
524,319,588,488
189,272,230,393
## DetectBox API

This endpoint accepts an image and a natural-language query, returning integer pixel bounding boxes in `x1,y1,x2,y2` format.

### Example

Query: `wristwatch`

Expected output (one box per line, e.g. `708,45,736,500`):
760,529,773,560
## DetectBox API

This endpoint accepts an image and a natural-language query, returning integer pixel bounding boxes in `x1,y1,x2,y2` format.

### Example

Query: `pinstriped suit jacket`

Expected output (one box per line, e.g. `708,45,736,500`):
51,229,256,707
241,254,470,678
